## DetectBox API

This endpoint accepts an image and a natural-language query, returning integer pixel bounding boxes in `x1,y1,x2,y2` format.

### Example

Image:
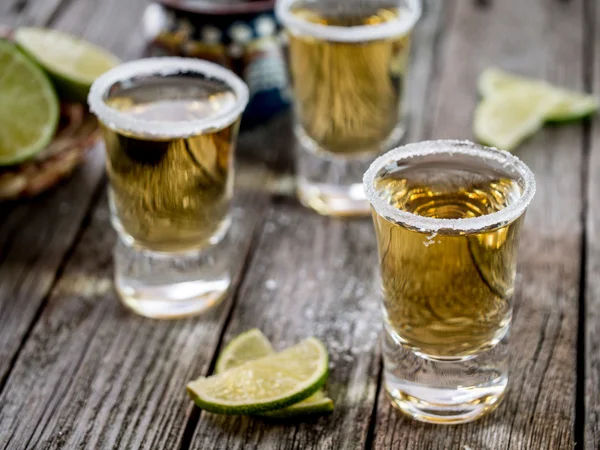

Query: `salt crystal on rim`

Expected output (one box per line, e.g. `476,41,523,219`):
87,57,249,139
363,140,536,233
276,0,421,43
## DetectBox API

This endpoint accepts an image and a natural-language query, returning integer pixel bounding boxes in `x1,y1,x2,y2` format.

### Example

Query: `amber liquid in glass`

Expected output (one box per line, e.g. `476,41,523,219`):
373,161,524,357
288,4,412,155
103,77,239,253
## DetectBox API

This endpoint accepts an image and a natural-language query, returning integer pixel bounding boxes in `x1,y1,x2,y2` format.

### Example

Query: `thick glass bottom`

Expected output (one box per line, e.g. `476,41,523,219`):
293,123,406,217
296,177,369,217
113,232,233,319
383,326,509,424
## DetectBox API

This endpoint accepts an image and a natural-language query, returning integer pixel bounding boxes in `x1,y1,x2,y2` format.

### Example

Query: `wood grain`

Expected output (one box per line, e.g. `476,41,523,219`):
0,191,268,450
373,0,585,449
182,2,450,449
0,0,594,447
188,203,381,450
585,0,600,447
0,0,147,390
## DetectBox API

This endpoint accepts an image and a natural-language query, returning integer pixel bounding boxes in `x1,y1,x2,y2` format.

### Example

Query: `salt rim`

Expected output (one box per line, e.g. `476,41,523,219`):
363,140,536,233
276,0,421,42
87,57,249,138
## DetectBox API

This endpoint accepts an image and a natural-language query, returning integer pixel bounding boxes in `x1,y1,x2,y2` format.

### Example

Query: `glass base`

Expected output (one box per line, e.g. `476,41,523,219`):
113,233,233,319
294,123,406,217
296,177,370,217
382,327,509,424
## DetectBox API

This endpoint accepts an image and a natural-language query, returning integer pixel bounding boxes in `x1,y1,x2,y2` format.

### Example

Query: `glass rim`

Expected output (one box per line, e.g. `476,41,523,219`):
363,140,536,233
275,0,421,42
87,57,249,138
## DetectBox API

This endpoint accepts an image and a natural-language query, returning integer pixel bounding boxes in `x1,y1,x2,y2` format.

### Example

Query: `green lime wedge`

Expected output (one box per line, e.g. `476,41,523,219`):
478,67,529,98
473,86,557,151
545,90,598,123
15,27,120,103
478,67,598,122
0,40,59,166
214,329,275,374
214,329,334,418
259,391,334,419
188,337,329,415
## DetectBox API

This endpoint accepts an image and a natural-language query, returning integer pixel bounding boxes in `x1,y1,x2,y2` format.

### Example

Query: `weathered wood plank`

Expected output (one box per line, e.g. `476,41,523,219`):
585,0,600,447
404,0,449,142
0,191,269,450
186,2,450,449
0,150,103,385
0,0,147,389
189,204,381,450
373,0,584,449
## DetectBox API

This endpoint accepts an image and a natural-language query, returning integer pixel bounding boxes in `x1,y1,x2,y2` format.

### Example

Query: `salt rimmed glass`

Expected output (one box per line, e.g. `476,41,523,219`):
364,140,535,424
277,0,421,216
88,57,249,319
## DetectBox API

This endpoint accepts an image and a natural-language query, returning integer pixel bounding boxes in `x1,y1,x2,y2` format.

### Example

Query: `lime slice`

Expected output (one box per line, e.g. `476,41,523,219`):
478,67,598,122
473,86,557,151
214,329,334,417
188,337,329,415
478,67,529,98
260,391,334,418
214,329,275,374
0,40,59,166
545,90,598,123
15,27,120,103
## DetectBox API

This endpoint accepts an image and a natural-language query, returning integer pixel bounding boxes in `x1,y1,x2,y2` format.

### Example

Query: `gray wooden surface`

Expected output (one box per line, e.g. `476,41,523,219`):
587,0,600,448
0,0,598,449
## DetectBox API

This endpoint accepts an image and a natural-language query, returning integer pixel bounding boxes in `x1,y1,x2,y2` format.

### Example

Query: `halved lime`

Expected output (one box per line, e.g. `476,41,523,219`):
188,337,329,415
473,85,557,151
214,329,334,417
478,67,598,122
15,27,120,103
0,40,59,166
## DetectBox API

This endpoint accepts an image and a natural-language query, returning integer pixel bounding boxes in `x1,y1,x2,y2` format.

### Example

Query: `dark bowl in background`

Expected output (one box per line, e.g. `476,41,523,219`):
143,0,291,128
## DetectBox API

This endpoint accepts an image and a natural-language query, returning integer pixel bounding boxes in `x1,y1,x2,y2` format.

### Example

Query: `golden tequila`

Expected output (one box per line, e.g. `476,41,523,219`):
103,78,239,253
364,140,535,424
373,163,524,357
288,4,412,155
88,58,248,319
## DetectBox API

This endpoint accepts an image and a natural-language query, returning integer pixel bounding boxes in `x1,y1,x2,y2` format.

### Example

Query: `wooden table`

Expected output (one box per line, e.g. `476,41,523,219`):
1,0,599,448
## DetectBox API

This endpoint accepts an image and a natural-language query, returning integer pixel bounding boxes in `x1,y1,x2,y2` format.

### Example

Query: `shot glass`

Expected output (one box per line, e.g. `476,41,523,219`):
277,0,421,216
363,140,536,423
88,57,249,319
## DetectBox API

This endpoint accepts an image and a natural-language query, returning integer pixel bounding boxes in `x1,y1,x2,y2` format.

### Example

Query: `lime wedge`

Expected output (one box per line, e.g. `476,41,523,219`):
15,27,120,103
214,329,334,417
473,86,557,151
545,90,598,123
0,40,59,166
478,67,598,122
215,329,275,374
478,67,529,98
188,337,329,415
260,391,335,418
